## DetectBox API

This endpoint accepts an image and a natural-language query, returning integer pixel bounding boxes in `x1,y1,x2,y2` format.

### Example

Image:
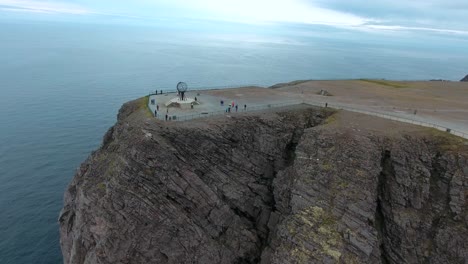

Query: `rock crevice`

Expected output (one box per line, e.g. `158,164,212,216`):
375,150,391,264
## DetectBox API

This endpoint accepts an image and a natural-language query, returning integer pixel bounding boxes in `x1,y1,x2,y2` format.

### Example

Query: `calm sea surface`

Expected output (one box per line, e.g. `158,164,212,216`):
0,20,467,263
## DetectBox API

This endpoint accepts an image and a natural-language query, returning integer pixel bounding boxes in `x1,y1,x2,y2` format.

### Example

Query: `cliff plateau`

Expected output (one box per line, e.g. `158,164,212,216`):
59,98,468,263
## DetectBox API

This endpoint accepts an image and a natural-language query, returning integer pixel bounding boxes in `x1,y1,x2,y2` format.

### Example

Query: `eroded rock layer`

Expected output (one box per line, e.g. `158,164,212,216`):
60,99,468,264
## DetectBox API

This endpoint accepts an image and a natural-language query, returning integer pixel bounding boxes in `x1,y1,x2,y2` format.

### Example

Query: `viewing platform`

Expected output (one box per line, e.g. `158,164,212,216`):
146,81,468,139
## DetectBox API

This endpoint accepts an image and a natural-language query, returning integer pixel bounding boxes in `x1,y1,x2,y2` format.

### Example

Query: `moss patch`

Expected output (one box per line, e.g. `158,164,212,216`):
291,246,311,264
322,162,333,171
97,182,106,190
421,128,468,151
324,112,339,125
286,206,342,262
139,96,154,118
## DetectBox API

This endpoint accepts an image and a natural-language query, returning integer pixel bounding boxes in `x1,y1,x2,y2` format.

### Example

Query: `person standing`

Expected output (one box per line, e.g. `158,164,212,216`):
165,114,168,121
244,104,247,111
157,105,159,111
235,105,238,112
154,110,157,117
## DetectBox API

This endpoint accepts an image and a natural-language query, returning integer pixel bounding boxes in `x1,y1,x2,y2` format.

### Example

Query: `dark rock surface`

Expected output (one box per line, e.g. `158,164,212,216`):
461,75,468,82
59,98,468,263
269,80,311,89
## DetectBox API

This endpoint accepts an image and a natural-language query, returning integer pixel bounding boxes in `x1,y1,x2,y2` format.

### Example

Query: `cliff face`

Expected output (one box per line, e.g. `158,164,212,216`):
461,75,468,82
59,99,468,264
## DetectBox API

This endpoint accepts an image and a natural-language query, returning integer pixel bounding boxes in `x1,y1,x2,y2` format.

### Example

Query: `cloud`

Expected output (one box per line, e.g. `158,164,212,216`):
0,0,92,14
312,0,468,31
139,0,468,35
360,25,468,35
167,0,373,26
1,0,467,37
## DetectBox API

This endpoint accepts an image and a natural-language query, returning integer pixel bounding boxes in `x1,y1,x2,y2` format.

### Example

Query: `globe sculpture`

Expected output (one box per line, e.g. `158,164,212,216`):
177,82,188,101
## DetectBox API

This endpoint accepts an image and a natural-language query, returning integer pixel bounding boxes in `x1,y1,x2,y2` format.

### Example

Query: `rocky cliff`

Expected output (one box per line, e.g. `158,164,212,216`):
59,98,468,264
461,75,468,82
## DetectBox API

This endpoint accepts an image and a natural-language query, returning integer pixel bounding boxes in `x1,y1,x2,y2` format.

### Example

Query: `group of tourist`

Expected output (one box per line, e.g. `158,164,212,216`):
151,95,252,122
153,104,160,117
221,100,247,113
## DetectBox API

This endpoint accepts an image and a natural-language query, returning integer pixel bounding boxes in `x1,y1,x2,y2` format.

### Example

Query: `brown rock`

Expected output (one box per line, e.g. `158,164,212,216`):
59,98,468,264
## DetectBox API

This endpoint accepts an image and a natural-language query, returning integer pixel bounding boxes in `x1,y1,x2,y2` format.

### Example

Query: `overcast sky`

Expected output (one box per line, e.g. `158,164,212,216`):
1,0,467,35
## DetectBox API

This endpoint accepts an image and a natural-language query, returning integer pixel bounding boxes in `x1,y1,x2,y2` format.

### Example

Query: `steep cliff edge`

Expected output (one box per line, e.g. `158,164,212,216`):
59,98,468,263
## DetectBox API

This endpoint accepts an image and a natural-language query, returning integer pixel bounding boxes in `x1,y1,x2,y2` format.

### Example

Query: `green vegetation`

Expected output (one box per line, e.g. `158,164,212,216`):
96,154,122,180
324,112,339,125
140,96,154,118
290,245,313,264
322,162,333,171
286,80,311,86
423,128,467,151
97,182,106,190
360,79,407,89
337,180,349,189
286,206,342,262
269,80,311,89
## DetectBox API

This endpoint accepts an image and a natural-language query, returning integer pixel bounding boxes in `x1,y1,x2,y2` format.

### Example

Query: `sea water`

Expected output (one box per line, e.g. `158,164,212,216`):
0,20,467,263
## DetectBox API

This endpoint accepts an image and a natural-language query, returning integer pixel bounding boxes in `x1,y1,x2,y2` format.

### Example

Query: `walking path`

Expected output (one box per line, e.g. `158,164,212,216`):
147,82,468,139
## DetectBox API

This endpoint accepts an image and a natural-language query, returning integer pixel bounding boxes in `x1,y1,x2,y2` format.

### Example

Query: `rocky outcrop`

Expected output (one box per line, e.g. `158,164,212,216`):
269,80,310,89
461,75,468,82
266,127,468,263
59,98,468,263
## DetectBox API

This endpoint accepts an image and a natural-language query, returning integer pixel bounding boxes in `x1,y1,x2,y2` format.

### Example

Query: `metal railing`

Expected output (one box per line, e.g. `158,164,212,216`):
148,84,260,96
148,95,468,139
303,101,468,139
151,101,304,121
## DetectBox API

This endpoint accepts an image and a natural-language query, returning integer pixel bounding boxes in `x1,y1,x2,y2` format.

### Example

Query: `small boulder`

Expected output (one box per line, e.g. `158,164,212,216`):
317,90,332,96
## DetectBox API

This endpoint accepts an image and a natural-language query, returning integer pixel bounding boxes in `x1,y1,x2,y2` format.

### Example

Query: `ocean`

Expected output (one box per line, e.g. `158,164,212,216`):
0,20,467,263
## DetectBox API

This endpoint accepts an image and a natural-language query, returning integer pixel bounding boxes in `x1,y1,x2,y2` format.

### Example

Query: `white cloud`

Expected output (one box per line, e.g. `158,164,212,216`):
1,0,467,37
0,0,92,14
312,0,468,32
362,25,468,35
0,6,49,13
169,0,373,26
154,0,468,35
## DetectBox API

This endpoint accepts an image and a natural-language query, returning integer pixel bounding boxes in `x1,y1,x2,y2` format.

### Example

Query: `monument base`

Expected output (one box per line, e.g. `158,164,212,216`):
165,97,199,109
